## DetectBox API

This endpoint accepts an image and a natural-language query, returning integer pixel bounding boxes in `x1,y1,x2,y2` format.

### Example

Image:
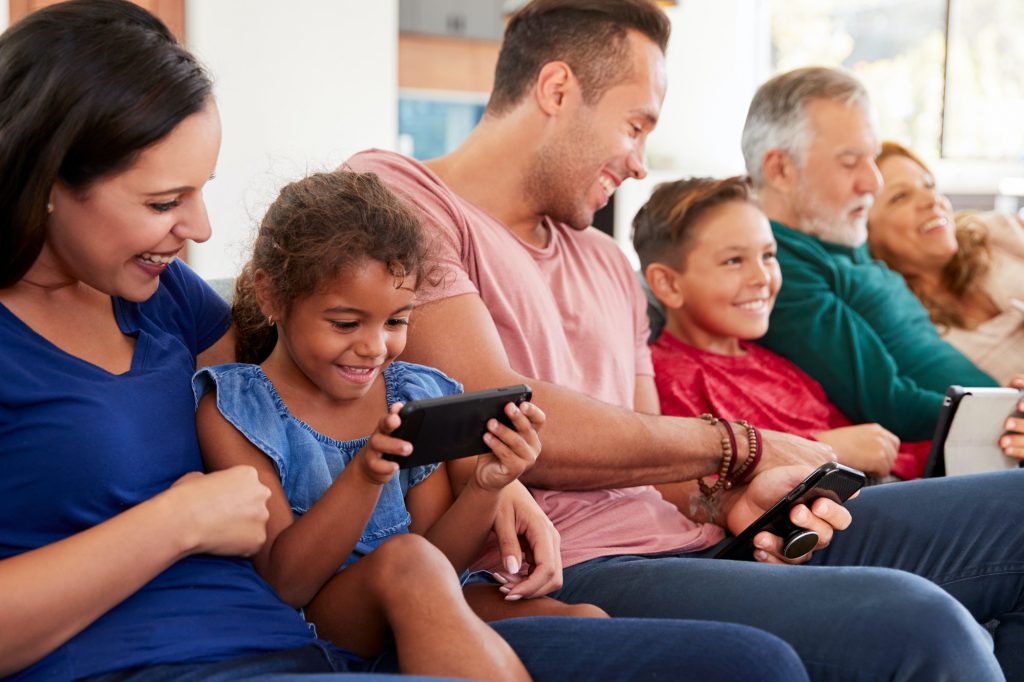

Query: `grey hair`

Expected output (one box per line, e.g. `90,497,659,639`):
741,66,870,187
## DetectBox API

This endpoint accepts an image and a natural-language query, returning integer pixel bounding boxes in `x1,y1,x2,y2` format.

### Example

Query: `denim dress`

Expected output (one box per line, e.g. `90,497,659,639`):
192,360,461,570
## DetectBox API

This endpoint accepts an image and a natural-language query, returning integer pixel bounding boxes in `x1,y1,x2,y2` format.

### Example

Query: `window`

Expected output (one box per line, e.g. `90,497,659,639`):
771,0,1024,161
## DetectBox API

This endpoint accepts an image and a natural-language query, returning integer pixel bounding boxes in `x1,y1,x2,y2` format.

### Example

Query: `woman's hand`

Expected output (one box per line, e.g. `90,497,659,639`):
489,481,562,600
473,401,546,491
169,465,271,557
1000,377,1024,458
815,424,898,478
354,403,409,485
725,465,854,564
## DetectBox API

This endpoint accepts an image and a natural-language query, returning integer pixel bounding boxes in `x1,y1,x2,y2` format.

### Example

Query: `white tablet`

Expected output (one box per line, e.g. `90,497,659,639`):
925,386,1023,477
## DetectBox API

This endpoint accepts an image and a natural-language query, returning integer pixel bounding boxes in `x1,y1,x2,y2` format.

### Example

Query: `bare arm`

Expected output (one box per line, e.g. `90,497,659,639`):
196,325,236,369
196,393,386,607
0,466,270,677
408,401,543,574
403,293,830,490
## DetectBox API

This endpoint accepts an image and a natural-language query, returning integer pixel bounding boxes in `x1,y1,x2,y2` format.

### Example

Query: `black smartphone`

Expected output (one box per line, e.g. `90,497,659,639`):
382,384,533,469
714,461,866,561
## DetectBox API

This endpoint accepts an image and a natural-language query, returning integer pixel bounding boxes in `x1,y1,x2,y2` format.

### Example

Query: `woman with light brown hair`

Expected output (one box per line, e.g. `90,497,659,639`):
867,141,1024,385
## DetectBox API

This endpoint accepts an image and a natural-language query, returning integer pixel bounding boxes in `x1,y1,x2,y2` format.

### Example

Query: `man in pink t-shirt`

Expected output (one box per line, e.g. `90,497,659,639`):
346,3,1018,679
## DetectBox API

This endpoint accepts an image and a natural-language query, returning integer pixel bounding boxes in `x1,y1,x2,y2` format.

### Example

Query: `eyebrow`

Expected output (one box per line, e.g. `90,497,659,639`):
145,186,196,196
633,108,659,127
323,304,415,315
144,174,215,196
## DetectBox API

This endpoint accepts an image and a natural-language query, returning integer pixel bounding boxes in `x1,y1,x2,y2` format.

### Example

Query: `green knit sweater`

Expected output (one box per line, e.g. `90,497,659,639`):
759,220,997,441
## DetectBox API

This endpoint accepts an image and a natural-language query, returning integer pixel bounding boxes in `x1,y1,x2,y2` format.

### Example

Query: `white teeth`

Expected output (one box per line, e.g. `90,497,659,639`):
736,300,767,311
138,252,177,265
344,366,374,374
599,175,616,198
920,217,948,233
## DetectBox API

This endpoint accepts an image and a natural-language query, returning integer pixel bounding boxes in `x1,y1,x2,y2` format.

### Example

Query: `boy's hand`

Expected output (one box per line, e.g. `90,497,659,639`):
355,402,410,485
473,401,546,491
815,424,898,478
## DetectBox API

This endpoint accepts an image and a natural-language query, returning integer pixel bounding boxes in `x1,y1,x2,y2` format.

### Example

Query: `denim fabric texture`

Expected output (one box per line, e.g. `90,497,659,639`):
192,361,460,570
81,619,810,682
553,469,1024,682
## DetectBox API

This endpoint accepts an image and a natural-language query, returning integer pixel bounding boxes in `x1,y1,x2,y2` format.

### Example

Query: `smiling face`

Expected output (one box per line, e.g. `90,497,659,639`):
527,31,666,230
868,153,957,276
666,200,781,355
266,260,415,404
41,102,221,301
790,98,882,248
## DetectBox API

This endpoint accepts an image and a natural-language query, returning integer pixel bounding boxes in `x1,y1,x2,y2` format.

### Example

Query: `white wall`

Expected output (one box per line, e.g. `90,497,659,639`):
614,0,771,266
0,0,8,32
186,0,399,279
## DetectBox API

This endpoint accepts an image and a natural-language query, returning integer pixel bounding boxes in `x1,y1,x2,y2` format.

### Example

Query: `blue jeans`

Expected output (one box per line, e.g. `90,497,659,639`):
82,617,807,681
553,469,1024,681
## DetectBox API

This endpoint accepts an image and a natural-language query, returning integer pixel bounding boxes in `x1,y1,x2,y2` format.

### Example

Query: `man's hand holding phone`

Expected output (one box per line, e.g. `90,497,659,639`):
724,464,859,564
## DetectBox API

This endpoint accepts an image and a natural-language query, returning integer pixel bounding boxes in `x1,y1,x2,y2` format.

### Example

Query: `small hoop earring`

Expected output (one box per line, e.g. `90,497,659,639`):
267,315,275,327
46,202,54,214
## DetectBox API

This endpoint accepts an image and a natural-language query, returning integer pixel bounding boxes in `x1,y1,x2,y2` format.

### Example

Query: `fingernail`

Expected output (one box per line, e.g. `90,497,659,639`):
794,508,808,523
505,555,520,574
504,593,523,601
499,585,511,594
754,536,770,549
491,572,508,584
817,502,830,515
1002,437,1011,448
754,550,769,561
1008,420,1018,431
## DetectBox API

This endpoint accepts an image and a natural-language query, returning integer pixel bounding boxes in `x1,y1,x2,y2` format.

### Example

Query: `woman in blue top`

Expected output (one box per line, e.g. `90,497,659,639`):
0,1,812,680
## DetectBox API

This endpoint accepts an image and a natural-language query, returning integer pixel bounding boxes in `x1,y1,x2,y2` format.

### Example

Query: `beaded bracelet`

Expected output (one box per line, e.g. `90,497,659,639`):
729,420,763,485
697,414,733,498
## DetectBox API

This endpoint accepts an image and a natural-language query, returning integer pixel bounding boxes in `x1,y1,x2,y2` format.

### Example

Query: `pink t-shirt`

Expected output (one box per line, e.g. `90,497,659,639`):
345,149,723,568
651,332,930,481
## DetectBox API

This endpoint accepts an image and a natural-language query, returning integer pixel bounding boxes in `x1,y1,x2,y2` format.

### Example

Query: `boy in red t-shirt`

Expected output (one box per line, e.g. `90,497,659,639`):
632,176,930,481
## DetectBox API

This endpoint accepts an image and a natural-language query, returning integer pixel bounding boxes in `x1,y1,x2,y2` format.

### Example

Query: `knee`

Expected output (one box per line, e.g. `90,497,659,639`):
365,534,458,593
863,570,999,678
561,602,609,619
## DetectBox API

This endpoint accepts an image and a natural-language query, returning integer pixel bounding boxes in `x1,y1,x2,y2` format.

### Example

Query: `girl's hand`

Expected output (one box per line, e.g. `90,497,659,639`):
354,403,410,485
473,401,546,491
170,465,271,557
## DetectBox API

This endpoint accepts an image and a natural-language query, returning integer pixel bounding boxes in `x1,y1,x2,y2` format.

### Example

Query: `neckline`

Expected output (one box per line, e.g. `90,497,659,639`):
252,362,401,448
0,297,144,378
379,149,561,255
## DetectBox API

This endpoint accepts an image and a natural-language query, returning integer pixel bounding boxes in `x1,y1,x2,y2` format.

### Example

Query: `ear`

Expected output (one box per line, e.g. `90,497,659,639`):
761,148,799,195
534,61,575,116
253,269,282,320
644,262,685,310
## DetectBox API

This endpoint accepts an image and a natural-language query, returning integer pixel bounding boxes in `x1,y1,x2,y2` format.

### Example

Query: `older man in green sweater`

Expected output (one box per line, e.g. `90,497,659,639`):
741,66,997,442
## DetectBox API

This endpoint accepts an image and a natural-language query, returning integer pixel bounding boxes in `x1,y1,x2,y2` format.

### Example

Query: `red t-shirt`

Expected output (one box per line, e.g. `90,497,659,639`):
651,332,929,480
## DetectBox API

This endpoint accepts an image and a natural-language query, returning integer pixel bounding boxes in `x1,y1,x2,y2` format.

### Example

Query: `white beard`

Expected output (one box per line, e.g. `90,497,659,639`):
795,185,872,249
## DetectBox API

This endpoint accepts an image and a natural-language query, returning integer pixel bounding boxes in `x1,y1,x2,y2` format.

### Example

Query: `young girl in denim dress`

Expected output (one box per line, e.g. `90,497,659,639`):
193,170,604,680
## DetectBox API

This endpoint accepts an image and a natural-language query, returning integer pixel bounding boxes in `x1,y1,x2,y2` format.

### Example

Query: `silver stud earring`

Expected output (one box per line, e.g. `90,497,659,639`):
47,202,54,214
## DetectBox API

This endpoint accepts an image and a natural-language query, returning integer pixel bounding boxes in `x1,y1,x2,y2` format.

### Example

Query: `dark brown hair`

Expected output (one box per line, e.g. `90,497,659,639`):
0,0,211,287
233,171,431,364
632,176,757,271
487,0,670,115
873,141,991,329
